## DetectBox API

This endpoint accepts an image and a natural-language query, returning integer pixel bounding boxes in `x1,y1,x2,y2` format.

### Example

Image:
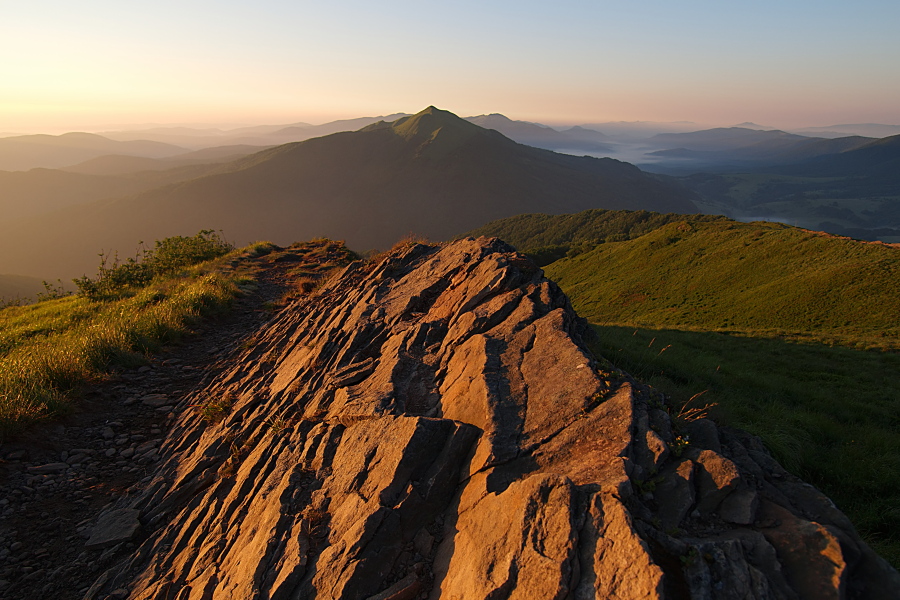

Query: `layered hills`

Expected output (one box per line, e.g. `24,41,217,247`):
644,127,875,172
673,134,900,239
465,113,611,152
0,132,186,171
0,107,699,280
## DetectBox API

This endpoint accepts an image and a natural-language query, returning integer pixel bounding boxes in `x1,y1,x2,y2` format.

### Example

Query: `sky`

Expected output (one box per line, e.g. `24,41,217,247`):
2,0,899,132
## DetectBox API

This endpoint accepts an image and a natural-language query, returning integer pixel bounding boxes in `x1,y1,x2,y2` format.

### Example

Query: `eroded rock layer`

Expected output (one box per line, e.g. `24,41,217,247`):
86,238,899,599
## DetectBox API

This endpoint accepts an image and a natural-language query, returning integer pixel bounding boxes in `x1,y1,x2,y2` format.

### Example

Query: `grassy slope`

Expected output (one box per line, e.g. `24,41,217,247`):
0,236,335,434
0,257,247,432
464,209,729,263
586,326,900,563
0,238,358,435
545,220,900,347
526,216,900,564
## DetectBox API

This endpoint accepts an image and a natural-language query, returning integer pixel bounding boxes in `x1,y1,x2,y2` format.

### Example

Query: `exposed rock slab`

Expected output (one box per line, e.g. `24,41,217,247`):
84,237,900,599
84,509,142,549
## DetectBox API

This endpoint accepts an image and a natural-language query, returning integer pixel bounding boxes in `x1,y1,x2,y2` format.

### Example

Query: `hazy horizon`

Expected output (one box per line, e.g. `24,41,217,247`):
2,113,899,139
3,1,898,134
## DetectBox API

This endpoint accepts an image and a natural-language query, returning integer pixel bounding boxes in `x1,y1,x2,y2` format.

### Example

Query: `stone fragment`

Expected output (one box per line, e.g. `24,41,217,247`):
693,449,741,513
656,459,695,530
365,572,423,600
719,487,759,525
577,492,664,599
330,357,377,388
85,509,141,549
644,428,669,468
682,418,721,452
134,440,158,455
413,528,433,557
27,463,68,474
532,383,636,495
140,394,170,407
760,501,847,599
683,538,775,599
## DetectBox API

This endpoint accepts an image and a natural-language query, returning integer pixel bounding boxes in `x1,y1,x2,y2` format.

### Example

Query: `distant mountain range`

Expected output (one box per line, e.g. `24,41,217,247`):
0,107,699,280
5,114,899,174
642,127,874,171
0,133,185,171
791,123,900,139
2,109,898,276
99,115,412,150
665,133,900,239
465,114,611,152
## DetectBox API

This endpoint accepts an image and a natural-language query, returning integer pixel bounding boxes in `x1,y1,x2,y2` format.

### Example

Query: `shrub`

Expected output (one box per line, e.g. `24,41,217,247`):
74,230,233,300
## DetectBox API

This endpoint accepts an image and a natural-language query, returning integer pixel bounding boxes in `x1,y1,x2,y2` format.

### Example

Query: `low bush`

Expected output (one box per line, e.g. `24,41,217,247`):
73,230,233,300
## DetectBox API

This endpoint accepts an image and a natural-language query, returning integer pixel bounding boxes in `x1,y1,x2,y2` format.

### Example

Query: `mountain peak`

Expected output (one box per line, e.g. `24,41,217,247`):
378,107,493,159
390,106,481,141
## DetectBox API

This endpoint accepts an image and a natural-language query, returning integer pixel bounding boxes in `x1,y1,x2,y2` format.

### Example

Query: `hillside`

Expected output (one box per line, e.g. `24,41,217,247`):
0,154,259,224
667,134,900,241
60,145,266,176
1,237,895,599
473,212,900,560
0,107,699,280
650,127,810,151
775,133,900,180
543,219,900,339
643,127,875,173
464,209,731,264
0,169,154,223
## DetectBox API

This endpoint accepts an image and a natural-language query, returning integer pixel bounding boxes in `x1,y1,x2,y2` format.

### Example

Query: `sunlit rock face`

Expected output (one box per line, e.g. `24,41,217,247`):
86,237,899,599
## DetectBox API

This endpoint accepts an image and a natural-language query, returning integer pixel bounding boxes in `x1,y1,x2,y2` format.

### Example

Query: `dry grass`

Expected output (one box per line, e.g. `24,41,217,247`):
0,253,250,435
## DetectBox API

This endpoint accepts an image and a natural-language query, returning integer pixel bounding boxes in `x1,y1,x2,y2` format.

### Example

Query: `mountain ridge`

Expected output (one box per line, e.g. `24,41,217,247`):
39,237,900,599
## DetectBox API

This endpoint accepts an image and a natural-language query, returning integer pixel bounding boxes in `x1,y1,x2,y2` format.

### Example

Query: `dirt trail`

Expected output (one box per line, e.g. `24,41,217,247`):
0,241,352,600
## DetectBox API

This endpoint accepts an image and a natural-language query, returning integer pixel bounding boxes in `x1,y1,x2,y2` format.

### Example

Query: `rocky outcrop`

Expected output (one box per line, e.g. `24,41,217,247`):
85,237,899,599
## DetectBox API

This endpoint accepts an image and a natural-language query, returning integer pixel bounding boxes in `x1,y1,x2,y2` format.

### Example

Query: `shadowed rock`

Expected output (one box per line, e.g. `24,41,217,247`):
85,237,900,599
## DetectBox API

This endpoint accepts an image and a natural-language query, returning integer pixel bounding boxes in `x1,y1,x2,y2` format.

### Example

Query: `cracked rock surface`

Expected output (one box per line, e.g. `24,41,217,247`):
73,237,898,599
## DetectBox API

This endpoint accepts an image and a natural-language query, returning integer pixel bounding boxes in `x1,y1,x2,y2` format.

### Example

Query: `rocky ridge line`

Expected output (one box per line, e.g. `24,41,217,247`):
72,237,899,599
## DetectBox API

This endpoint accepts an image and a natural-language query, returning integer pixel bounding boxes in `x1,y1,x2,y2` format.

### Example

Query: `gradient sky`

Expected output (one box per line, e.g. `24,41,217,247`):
3,0,899,132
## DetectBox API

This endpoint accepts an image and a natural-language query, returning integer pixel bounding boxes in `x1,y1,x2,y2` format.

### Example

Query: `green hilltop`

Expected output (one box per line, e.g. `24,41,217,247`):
544,219,900,345
464,209,731,265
